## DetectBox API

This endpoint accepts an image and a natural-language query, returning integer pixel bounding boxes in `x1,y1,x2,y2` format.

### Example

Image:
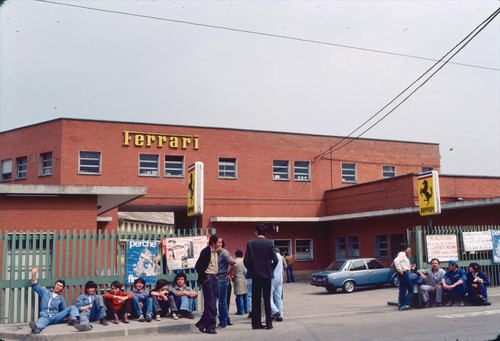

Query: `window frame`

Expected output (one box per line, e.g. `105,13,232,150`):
382,165,396,179
218,157,237,179
164,155,184,178
347,236,359,258
78,151,102,175
273,160,290,181
294,160,310,181
374,234,389,259
274,239,292,256
341,163,357,183
138,153,160,177
1,159,12,182
422,167,434,173
335,236,346,260
15,156,28,180
295,239,313,261
39,152,53,177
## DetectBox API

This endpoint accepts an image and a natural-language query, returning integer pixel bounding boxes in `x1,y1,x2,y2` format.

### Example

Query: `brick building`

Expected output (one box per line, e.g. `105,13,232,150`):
1,118,499,271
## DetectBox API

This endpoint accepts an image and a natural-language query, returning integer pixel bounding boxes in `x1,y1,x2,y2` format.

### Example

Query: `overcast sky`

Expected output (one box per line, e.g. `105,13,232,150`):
1,1,499,176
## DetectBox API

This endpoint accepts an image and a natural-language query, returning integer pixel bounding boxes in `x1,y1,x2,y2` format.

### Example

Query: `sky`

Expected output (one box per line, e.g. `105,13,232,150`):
1,1,499,176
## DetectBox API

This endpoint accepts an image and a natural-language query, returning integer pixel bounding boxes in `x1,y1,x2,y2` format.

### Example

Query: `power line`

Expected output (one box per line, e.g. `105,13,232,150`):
314,6,500,161
35,0,499,72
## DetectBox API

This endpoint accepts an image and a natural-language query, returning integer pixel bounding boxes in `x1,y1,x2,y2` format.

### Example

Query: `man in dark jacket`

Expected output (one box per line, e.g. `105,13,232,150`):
244,224,278,330
194,234,222,334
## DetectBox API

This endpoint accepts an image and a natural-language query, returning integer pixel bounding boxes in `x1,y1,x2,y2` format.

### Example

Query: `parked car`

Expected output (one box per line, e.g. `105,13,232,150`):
310,258,398,293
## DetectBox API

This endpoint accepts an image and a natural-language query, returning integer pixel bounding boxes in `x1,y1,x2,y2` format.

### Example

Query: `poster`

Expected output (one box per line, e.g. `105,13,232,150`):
426,234,458,262
492,230,500,264
162,236,209,270
462,231,493,252
125,240,159,285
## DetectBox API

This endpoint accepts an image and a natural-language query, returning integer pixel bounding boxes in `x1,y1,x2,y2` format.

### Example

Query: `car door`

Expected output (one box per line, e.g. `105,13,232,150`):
367,259,390,284
348,259,370,285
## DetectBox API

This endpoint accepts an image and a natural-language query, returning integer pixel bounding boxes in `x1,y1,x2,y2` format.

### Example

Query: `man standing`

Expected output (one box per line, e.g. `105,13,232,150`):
29,265,79,334
216,240,236,329
284,251,295,283
417,258,445,308
195,234,222,334
244,224,279,330
270,247,284,322
393,243,415,311
442,260,467,306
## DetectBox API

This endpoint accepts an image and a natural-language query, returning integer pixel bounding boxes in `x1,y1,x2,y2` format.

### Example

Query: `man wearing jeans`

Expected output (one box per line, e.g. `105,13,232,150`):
216,240,236,329
393,243,415,311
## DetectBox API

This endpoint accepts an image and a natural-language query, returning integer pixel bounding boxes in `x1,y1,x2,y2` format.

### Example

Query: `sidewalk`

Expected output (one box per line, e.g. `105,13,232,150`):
1,282,499,341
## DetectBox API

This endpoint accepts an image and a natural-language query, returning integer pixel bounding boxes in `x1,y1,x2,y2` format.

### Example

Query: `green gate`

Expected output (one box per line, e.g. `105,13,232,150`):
0,227,214,324
407,225,500,286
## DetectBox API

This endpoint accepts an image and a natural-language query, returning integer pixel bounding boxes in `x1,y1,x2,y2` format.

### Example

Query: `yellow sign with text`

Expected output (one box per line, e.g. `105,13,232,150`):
187,162,204,216
418,171,441,216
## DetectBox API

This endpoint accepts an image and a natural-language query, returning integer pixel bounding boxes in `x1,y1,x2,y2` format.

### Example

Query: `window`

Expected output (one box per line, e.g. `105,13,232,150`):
165,155,184,177
79,151,101,174
422,167,434,173
347,236,359,258
274,239,291,255
40,152,53,176
1,159,12,181
294,161,310,181
218,157,237,179
335,236,346,260
367,259,385,270
295,239,313,261
273,160,289,180
341,163,356,182
382,165,396,178
374,235,388,258
139,154,159,176
16,157,27,179
349,259,367,271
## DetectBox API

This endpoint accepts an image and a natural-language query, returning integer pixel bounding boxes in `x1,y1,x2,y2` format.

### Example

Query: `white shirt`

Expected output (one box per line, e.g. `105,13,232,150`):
394,251,411,272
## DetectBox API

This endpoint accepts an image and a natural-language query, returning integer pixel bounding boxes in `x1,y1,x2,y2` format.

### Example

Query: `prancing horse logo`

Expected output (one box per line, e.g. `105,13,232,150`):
419,179,433,206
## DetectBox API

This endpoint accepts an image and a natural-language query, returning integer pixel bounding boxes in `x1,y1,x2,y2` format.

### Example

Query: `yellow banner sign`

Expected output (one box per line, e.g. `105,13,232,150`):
418,171,441,216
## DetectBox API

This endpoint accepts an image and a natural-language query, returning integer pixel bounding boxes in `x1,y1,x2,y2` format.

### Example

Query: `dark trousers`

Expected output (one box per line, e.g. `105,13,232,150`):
196,274,217,333
104,298,131,319
251,277,272,328
151,294,177,316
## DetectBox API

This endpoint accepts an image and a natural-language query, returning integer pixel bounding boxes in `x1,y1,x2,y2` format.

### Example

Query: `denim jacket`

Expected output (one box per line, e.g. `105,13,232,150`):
32,282,66,318
76,293,97,312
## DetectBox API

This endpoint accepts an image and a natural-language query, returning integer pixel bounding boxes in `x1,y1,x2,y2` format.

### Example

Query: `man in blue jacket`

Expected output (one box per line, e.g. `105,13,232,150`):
441,260,467,306
73,280,108,331
29,265,79,334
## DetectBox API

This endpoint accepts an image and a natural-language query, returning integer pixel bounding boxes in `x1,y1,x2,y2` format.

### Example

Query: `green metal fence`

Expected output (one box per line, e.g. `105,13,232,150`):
408,225,500,286
0,228,214,324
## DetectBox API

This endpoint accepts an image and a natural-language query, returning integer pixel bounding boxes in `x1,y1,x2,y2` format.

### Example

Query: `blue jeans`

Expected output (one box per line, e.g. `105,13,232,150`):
270,280,283,318
79,295,106,327
177,294,196,312
131,296,153,317
217,277,229,327
286,265,295,283
444,283,466,299
36,305,79,330
196,274,217,333
246,279,252,313
397,271,414,309
235,294,248,314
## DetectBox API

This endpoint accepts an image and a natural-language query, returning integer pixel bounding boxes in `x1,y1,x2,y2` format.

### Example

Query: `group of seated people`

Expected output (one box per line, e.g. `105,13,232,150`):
415,259,491,308
29,265,197,334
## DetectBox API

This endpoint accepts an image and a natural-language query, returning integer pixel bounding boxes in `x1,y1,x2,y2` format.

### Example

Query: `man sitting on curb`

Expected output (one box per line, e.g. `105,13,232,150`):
129,277,153,322
442,260,467,306
74,280,108,331
29,265,79,334
417,258,445,308
170,272,198,319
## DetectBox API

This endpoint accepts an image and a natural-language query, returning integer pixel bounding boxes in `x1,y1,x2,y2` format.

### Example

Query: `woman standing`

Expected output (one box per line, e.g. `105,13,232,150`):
233,249,248,315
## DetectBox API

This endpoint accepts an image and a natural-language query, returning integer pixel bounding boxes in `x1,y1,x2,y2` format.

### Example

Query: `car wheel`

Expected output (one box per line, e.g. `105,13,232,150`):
326,285,337,293
391,275,399,287
342,280,355,293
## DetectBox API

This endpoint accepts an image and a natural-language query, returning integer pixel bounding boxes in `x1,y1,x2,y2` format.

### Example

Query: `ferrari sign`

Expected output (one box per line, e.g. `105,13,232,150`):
418,171,441,216
187,162,204,216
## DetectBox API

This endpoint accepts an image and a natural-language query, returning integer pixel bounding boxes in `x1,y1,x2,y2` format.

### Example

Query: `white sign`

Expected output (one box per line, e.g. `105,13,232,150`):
462,231,493,252
426,234,458,262
162,236,209,270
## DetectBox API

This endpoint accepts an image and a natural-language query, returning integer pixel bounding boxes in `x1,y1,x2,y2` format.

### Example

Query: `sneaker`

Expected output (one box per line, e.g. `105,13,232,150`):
146,314,152,322
424,301,432,308
446,299,454,307
437,302,443,307
171,312,179,320
459,299,465,307
68,319,78,326
74,323,91,332
275,317,283,322
99,317,108,326
138,314,145,322
155,314,161,321
29,321,41,334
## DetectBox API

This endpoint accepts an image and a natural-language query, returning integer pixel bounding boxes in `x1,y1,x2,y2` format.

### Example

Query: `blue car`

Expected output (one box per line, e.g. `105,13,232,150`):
310,258,398,293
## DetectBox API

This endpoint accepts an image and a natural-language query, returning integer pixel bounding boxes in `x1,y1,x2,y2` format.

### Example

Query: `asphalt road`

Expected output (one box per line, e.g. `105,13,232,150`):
86,281,500,341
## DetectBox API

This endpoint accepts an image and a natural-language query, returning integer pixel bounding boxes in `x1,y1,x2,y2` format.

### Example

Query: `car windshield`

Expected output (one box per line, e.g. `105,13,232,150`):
325,260,346,271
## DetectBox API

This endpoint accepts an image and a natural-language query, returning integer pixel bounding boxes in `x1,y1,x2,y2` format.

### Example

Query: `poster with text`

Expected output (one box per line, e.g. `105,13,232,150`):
426,234,458,262
492,230,500,264
162,236,209,271
462,231,493,252
125,240,159,285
